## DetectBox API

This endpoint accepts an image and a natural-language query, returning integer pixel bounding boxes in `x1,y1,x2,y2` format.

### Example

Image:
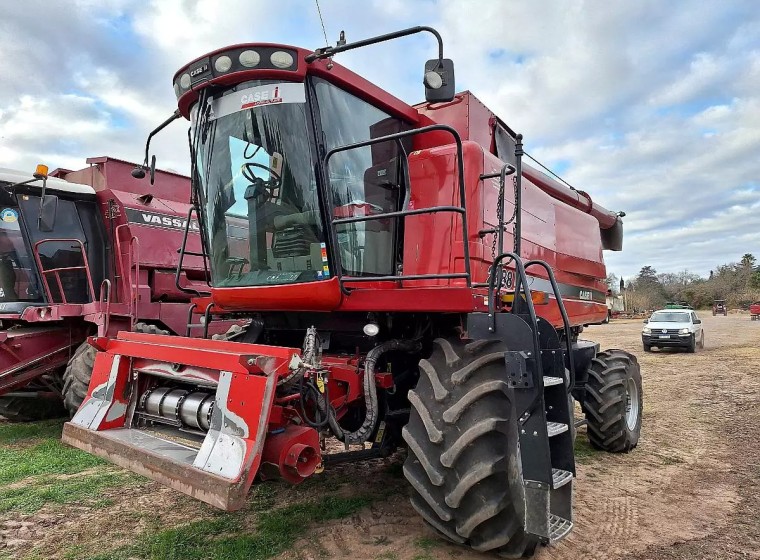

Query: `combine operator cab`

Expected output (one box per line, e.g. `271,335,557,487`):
64,27,643,557
0,166,101,311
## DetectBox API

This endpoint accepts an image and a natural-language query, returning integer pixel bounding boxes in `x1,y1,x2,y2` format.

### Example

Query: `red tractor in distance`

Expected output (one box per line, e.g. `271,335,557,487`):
63,27,643,556
713,299,727,316
0,158,236,421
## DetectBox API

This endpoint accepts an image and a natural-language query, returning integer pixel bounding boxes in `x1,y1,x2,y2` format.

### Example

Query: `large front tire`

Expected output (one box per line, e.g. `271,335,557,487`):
403,337,537,557
582,349,642,453
62,341,97,417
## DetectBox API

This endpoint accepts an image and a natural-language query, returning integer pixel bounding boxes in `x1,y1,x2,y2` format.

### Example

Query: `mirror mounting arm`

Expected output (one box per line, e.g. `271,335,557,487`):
305,26,444,64
132,109,182,184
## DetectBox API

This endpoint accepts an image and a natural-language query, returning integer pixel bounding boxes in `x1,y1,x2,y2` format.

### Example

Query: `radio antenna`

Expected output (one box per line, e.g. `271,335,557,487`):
314,0,329,48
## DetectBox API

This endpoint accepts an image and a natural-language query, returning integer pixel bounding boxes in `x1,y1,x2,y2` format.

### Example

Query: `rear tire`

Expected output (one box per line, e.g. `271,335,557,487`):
62,323,169,417
698,332,704,349
403,337,537,556
582,349,642,453
0,395,66,422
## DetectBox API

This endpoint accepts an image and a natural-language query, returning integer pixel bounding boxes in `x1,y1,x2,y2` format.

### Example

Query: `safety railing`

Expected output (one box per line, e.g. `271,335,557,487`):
114,224,141,328
99,278,112,336
33,239,95,305
323,124,471,294
524,260,576,391
175,205,212,297
486,252,577,392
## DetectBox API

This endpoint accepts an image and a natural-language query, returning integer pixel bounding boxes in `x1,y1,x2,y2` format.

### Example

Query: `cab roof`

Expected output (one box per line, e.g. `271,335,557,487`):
0,168,96,195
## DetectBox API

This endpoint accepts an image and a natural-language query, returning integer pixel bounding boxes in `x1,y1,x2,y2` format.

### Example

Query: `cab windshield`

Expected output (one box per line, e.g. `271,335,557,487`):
0,204,42,303
650,312,689,323
193,80,326,287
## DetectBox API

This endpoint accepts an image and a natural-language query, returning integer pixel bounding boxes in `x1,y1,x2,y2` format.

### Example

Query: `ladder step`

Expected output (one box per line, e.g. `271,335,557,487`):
548,514,573,543
543,376,564,387
546,421,568,437
187,324,204,328
552,468,573,489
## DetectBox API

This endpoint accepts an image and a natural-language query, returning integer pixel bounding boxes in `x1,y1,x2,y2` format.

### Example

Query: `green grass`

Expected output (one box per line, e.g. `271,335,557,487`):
0,470,140,514
414,536,439,551
0,418,65,444
0,417,133,515
0,439,105,485
573,435,597,463
91,494,374,560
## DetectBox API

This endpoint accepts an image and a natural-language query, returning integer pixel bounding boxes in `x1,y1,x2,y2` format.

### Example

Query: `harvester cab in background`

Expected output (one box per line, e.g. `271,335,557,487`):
0,158,238,421
63,26,643,557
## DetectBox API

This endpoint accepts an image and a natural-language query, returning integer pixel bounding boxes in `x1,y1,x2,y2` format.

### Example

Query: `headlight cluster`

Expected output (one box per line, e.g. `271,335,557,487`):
642,327,651,334
679,328,690,334
174,47,298,99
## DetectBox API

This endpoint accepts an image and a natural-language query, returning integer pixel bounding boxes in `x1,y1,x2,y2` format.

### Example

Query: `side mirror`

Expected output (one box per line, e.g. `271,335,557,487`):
38,194,58,232
424,58,455,103
149,155,157,185
694,319,701,324
643,319,648,323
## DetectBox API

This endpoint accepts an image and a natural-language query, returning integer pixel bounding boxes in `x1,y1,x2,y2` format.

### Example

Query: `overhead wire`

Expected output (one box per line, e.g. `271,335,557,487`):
523,150,579,192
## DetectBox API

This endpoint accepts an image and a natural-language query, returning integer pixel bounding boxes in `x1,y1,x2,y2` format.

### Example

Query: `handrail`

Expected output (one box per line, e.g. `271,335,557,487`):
524,260,577,392
185,302,197,337
129,235,140,329
486,253,544,409
99,279,112,336
32,238,95,305
114,225,142,327
323,124,470,291
175,205,211,297
332,205,465,226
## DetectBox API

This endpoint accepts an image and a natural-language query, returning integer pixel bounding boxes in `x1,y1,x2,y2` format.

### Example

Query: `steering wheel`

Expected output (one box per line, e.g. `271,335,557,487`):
242,162,282,202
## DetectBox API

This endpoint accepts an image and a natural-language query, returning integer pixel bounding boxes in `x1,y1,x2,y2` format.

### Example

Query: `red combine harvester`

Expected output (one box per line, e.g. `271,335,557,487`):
0,158,235,420
63,27,643,556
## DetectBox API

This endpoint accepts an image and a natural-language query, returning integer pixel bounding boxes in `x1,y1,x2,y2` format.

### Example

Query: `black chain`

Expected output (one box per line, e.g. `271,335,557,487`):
490,172,520,290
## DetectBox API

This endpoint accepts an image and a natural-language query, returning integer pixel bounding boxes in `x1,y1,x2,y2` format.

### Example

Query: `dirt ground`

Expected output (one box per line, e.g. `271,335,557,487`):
282,314,760,560
3,313,760,559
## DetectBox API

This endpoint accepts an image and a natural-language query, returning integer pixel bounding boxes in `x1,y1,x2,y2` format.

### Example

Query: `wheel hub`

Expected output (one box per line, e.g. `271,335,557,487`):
625,376,639,431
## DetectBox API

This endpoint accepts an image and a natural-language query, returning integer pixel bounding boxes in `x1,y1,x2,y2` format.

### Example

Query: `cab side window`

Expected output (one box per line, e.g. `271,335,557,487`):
312,78,411,277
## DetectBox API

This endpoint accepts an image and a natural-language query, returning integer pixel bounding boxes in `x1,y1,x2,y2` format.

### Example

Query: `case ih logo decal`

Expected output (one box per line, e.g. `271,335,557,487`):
241,86,282,109
125,208,199,232
211,83,306,120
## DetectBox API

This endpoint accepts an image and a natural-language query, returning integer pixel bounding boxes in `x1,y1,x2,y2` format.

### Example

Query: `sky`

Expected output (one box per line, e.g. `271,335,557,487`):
1,0,758,281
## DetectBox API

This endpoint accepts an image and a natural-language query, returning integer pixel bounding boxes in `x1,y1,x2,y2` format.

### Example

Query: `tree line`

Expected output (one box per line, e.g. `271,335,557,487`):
608,253,760,311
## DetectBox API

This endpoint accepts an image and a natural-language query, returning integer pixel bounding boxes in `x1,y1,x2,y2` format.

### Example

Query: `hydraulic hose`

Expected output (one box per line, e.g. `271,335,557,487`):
329,339,420,445
279,326,317,388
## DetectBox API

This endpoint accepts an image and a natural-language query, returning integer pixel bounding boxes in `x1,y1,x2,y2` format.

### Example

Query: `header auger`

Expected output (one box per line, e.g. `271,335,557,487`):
63,26,643,556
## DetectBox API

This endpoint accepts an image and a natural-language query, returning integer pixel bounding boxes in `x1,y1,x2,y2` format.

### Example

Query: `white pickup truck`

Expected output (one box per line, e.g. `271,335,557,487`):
642,309,704,353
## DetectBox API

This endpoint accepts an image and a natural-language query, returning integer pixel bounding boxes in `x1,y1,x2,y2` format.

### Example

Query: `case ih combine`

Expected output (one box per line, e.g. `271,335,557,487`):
0,158,233,420
63,27,643,556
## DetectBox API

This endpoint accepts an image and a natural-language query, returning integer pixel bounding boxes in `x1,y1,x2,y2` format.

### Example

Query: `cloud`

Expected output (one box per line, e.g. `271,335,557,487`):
0,0,758,280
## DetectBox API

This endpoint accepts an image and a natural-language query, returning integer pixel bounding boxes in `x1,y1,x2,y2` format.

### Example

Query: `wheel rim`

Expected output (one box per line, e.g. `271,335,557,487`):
625,377,639,431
